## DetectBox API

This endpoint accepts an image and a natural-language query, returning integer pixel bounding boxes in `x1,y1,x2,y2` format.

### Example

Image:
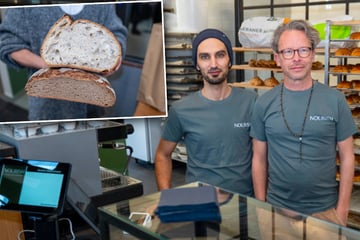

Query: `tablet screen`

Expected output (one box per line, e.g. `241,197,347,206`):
0,158,71,216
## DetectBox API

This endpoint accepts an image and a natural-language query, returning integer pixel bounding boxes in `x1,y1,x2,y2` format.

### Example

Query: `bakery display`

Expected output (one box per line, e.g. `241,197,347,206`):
40,14,122,74
263,77,279,87
249,76,264,86
25,68,116,107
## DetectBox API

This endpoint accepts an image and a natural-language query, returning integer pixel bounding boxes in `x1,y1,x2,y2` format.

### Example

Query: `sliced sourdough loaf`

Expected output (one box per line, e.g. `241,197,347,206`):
25,68,116,107
40,14,122,74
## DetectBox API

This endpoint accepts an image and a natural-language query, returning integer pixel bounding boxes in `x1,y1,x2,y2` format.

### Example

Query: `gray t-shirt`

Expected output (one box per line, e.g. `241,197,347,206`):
162,87,257,196
251,81,357,214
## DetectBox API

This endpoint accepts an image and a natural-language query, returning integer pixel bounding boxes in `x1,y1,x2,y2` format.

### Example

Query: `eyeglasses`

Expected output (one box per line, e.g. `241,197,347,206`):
278,47,313,59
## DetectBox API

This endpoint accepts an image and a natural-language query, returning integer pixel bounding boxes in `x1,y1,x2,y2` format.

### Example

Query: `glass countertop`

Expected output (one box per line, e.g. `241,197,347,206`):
98,182,360,240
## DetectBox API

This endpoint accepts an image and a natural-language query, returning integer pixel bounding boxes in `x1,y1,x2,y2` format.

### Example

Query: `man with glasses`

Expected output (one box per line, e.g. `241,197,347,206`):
251,19,356,238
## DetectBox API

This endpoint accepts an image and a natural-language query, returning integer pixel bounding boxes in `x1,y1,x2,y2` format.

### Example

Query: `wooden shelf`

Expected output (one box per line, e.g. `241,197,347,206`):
228,82,274,90
233,47,334,54
328,20,360,26
231,64,282,72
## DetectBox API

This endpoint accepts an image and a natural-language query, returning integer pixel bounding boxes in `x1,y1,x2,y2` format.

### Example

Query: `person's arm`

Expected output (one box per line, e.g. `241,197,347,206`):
10,49,48,69
336,136,355,225
252,139,268,201
155,139,178,190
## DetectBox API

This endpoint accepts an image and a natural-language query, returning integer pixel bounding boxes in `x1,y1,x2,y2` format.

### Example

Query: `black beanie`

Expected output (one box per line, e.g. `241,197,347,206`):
192,28,233,68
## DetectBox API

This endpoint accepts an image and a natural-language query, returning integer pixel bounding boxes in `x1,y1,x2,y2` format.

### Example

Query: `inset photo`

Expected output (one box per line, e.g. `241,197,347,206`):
0,0,166,123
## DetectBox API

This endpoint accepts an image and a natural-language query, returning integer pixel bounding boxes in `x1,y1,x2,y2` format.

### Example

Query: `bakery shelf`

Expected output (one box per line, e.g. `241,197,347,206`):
231,64,282,72
228,82,274,90
233,47,273,54
329,71,360,76
324,20,360,84
332,55,360,59
327,20,360,26
232,47,332,54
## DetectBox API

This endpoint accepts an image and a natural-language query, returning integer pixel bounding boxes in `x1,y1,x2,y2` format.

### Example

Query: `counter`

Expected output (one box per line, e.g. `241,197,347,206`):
98,182,360,240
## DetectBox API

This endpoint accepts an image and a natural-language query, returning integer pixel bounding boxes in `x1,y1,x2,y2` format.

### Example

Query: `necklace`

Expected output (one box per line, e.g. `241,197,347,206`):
280,81,314,161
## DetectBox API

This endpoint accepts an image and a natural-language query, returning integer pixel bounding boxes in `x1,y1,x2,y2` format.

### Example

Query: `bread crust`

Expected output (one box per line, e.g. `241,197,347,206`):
25,68,116,107
40,15,122,74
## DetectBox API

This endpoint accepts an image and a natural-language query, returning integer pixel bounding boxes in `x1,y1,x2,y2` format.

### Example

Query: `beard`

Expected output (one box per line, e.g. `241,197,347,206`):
202,68,228,85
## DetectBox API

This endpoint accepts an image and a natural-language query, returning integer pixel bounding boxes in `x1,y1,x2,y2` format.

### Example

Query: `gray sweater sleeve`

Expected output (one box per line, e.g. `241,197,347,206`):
0,8,33,69
0,4,128,70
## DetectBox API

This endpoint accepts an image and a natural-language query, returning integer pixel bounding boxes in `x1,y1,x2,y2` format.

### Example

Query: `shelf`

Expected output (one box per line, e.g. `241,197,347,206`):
327,20,360,26
233,47,334,54
233,47,273,53
231,64,282,72
351,190,360,215
229,82,274,90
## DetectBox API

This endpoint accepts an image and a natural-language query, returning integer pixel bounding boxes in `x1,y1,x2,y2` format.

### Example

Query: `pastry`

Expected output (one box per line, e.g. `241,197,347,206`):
311,61,323,70
263,77,279,87
249,76,264,86
335,48,351,56
350,32,360,40
352,80,360,90
351,65,360,74
337,80,352,89
333,65,348,73
351,48,360,57
346,95,355,104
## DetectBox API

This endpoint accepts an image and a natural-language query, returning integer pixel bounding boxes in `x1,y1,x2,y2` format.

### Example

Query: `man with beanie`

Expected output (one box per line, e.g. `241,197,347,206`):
155,28,257,195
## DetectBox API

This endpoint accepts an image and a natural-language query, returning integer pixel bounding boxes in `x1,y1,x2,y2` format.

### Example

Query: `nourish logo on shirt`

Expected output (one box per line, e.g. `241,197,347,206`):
234,122,251,128
309,115,334,121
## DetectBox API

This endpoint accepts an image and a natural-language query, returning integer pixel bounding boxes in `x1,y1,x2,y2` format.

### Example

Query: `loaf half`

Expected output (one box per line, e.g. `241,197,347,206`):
25,68,116,107
40,15,122,74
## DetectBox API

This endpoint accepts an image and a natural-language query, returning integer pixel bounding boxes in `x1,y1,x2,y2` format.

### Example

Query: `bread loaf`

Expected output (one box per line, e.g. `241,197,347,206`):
311,61,323,70
40,15,122,74
351,48,360,57
335,48,351,56
25,68,116,107
249,76,264,86
336,80,352,89
353,80,360,90
263,77,279,87
350,32,360,40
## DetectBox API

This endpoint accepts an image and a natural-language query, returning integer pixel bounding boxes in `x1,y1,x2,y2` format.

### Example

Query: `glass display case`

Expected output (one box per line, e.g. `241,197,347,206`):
98,182,360,240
